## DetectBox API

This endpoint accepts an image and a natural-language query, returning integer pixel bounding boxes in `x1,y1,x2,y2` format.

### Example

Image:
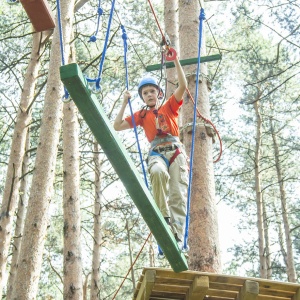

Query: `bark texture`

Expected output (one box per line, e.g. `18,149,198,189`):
11,0,75,297
63,99,83,299
90,143,102,300
164,0,180,99
254,98,268,278
178,0,221,272
270,118,296,282
6,130,31,298
0,30,46,298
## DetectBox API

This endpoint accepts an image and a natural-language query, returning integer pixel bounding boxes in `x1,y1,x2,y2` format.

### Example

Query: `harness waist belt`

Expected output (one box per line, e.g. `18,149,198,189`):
153,144,178,153
150,134,180,149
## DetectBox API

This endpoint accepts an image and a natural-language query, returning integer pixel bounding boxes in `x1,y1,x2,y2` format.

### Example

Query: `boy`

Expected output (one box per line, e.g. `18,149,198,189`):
114,54,188,248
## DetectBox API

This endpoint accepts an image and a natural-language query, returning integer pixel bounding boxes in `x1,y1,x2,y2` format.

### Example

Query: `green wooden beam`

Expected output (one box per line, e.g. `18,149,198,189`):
146,54,221,72
60,63,188,273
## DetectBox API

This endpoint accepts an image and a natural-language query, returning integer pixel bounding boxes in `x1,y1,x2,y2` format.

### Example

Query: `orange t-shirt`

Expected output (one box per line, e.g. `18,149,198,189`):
125,94,183,142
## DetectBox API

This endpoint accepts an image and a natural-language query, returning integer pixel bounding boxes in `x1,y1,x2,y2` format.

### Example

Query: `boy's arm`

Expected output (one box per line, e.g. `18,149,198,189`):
114,91,131,131
173,57,188,103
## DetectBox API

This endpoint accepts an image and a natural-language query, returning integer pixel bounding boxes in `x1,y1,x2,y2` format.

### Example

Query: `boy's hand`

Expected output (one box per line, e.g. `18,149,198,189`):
123,90,131,104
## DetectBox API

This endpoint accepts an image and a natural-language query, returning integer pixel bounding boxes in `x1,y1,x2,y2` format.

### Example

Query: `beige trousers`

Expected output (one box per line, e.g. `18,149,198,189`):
148,148,189,241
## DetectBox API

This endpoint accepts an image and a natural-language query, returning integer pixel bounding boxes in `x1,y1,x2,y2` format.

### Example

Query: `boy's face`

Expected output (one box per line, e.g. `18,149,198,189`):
141,85,159,107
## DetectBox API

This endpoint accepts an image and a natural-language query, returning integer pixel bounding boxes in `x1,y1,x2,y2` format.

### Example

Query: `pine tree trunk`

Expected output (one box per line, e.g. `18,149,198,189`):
263,201,272,279
83,273,90,300
254,99,267,278
90,142,102,300
178,0,221,272
0,30,46,298
11,0,75,297
6,129,31,298
273,204,289,276
270,117,296,282
126,220,136,291
164,0,179,99
148,235,155,267
63,99,83,298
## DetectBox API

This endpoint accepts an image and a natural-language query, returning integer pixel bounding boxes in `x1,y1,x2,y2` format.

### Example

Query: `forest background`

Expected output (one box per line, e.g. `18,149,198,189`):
0,0,299,299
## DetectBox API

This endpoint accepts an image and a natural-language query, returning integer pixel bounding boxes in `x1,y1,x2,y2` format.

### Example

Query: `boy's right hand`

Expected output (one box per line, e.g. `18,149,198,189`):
123,91,131,104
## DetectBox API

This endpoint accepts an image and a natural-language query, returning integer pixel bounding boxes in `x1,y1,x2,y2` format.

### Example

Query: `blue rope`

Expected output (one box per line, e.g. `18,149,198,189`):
88,0,103,42
121,25,165,256
86,0,116,92
121,25,149,189
183,8,205,251
56,0,69,100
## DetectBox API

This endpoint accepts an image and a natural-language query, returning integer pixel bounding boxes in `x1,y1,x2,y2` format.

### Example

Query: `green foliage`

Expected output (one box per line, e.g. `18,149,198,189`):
1,0,300,298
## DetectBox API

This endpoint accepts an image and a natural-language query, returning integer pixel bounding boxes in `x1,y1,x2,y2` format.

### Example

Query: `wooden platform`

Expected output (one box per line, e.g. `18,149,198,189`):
133,268,300,300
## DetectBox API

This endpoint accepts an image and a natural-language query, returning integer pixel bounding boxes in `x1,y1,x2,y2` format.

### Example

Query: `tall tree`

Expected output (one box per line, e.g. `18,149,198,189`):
253,93,268,278
90,142,102,300
178,0,221,271
269,115,296,282
0,29,49,297
62,98,83,298
11,0,76,297
164,0,179,99
6,129,31,298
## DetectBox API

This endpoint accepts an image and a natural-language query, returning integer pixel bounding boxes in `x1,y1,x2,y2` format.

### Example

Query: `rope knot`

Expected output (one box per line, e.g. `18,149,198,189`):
121,25,127,40
97,7,103,15
89,35,97,42
199,8,205,21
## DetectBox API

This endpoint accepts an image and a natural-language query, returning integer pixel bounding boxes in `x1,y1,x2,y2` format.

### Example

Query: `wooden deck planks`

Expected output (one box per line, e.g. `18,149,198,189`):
133,268,300,300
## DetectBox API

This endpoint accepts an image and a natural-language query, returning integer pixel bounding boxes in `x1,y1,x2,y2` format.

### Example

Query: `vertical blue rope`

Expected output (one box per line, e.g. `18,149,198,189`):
86,0,115,91
183,8,205,250
121,25,149,189
56,0,69,99
96,0,115,90
121,25,163,256
88,0,103,42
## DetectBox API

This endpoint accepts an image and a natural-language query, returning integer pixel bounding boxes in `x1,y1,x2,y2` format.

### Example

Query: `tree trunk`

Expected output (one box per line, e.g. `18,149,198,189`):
83,273,90,300
90,142,102,300
164,0,179,99
263,201,272,279
178,0,221,272
148,235,155,267
270,117,296,282
11,0,75,297
0,29,50,298
253,99,267,278
63,98,83,298
126,220,136,292
6,129,31,298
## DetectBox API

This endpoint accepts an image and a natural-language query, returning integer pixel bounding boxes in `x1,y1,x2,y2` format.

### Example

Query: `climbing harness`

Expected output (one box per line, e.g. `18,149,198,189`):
149,147,182,169
86,0,116,93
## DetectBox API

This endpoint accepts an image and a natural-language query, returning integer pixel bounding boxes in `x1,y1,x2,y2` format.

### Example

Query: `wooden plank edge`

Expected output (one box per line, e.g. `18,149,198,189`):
135,270,156,300
145,54,222,72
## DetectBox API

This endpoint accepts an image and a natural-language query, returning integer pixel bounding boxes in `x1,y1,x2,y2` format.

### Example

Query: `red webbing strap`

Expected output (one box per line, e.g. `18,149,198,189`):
169,148,181,166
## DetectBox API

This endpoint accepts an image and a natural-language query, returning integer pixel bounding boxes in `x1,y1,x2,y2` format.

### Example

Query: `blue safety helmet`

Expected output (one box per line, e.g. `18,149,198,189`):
138,77,163,99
